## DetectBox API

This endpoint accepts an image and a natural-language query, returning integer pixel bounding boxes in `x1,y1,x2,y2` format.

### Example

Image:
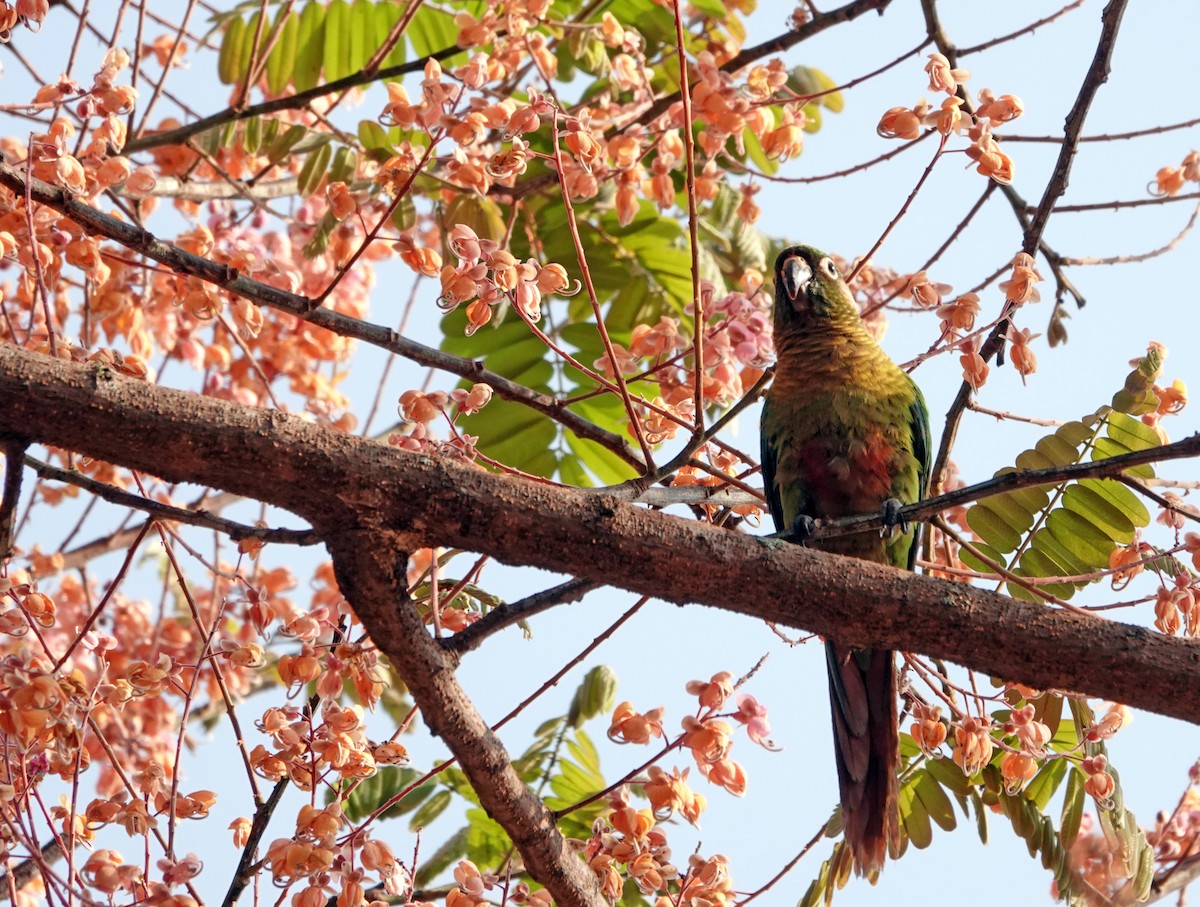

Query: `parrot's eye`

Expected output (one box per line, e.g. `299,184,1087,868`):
821,258,838,278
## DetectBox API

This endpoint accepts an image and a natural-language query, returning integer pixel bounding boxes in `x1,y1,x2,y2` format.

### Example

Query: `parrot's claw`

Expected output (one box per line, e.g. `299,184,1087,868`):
764,513,816,545
879,498,908,537
789,513,817,543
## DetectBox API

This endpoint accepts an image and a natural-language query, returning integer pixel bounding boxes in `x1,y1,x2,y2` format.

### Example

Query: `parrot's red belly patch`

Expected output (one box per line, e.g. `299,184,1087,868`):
798,431,898,516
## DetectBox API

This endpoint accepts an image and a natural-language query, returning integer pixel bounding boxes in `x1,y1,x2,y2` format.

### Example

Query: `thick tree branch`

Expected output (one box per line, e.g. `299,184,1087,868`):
0,437,27,561
2,344,1199,727
325,531,604,907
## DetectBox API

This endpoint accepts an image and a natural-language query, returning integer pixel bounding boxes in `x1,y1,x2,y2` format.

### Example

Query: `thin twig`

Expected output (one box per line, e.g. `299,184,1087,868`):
124,43,466,154
0,160,646,470
23,454,317,545
924,0,1130,491
442,578,600,654
804,431,1200,542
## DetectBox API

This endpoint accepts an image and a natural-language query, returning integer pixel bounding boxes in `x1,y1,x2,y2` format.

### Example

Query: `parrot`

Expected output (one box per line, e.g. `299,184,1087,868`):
759,244,931,880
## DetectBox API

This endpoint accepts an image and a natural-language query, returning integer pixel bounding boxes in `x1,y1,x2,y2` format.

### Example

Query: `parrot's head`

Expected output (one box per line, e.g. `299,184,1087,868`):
772,244,859,330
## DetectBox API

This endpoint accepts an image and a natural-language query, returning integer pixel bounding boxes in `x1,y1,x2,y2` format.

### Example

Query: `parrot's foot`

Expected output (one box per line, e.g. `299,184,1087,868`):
879,498,909,537
788,513,817,543
763,514,816,545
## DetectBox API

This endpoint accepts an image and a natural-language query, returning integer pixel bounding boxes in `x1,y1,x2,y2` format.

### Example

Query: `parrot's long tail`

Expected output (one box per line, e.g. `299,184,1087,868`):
825,642,899,880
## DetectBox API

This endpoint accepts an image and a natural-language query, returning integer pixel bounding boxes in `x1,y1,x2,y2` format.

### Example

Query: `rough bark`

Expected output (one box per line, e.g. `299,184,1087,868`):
1,344,1197,727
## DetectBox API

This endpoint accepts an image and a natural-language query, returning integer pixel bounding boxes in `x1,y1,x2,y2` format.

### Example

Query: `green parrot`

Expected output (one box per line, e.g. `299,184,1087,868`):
760,245,931,880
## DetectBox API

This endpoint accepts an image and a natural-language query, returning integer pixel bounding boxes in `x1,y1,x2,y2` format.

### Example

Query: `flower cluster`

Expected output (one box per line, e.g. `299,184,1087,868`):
0,554,390,906
1153,573,1200,636
1146,768,1200,864
958,252,1044,390
581,796,737,905
436,224,575,334
250,697,392,791
0,1,48,38
608,671,777,833
591,274,774,449
264,806,410,904
1060,757,1194,903
878,54,1023,183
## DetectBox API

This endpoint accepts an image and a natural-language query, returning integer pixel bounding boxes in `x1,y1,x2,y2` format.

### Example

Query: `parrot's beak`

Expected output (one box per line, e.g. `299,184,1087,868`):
779,255,811,307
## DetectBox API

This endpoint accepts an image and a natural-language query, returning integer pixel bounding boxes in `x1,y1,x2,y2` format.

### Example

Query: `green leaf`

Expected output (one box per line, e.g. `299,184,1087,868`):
218,13,248,84
1053,420,1093,448
323,0,350,81
914,770,957,832
1105,411,1161,452
1030,692,1064,743
302,211,336,257
689,0,729,18
409,5,462,61
338,767,432,822
1014,448,1056,471
408,788,453,830
1023,758,1067,811
796,855,830,907
742,126,778,175
444,194,508,245
602,0,676,52
899,778,932,849
297,140,332,196
328,146,359,184
1061,482,1135,544
1035,432,1082,466
1026,525,1090,578
564,433,636,486
987,491,1039,536
265,7,301,95
1091,436,1154,479
958,539,1006,575
1079,478,1150,528
294,1,326,92
568,669,618,728
1045,508,1115,568
966,502,1023,553
243,115,264,154
1112,346,1164,414
925,756,971,797
566,729,602,774
266,124,308,165
375,2,407,68
971,791,988,844
348,0,374,74
1060,767,1085,848
465,806,512,867
1014,549,1081,599
238,12,264,84
357,120,395,161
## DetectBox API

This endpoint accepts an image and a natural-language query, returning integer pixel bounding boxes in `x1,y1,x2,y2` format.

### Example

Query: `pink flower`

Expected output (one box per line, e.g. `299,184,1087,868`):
732,694,779,750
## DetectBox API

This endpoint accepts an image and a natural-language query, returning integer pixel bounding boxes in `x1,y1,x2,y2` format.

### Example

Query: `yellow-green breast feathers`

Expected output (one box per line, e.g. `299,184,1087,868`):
761,245,930,566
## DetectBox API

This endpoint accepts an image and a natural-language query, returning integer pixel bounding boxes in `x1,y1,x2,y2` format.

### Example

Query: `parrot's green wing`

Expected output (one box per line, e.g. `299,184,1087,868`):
760,394,816,536
904,375,932,571
760,395,783,531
